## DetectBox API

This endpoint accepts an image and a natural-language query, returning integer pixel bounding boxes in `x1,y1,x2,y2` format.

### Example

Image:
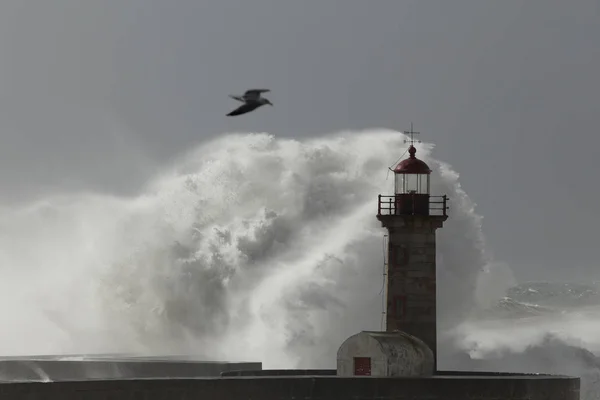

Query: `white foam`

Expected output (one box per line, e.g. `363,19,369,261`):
0,130,596,392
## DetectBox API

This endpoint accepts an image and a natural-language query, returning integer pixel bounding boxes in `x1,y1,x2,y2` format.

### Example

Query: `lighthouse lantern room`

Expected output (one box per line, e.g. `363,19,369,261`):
394,145,431,195
392,144,432,216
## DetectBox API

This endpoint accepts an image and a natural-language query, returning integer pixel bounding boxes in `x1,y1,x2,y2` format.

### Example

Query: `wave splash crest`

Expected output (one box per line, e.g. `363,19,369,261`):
0,129,598,396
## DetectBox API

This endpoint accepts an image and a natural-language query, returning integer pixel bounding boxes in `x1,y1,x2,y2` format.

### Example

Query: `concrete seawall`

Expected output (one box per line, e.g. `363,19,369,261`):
0,374,580,400
0,359,261,381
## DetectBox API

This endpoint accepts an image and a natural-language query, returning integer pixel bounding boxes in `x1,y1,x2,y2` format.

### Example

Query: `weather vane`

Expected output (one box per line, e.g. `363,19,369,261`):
403,122,422,147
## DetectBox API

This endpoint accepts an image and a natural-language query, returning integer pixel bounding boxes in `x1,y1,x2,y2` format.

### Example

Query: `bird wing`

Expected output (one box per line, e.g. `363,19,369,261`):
243,89,270,101
229,95,245,102
226,102,260,116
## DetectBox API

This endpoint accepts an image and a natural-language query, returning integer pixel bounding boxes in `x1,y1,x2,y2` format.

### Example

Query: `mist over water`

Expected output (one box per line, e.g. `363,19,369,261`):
0,129,599,396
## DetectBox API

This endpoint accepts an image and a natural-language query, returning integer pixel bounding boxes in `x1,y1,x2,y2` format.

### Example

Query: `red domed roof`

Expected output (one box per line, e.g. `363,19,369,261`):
393,146,431,174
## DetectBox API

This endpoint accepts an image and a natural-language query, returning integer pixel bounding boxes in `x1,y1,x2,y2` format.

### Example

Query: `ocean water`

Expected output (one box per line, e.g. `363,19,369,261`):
0,129,597,397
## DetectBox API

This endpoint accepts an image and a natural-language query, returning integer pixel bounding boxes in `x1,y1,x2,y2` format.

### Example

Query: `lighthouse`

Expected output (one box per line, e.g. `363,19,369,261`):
376,126,448,362
336,126,449,377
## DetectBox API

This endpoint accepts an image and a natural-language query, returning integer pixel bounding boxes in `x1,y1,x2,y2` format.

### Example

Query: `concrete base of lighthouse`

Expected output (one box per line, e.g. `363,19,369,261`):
336,331,434,377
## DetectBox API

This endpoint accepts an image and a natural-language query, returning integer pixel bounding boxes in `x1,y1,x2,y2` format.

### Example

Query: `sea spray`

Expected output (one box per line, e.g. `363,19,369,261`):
0,129,598,397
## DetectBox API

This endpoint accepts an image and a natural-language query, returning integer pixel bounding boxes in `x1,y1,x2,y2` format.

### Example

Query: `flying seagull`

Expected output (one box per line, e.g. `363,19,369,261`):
227,89,273,116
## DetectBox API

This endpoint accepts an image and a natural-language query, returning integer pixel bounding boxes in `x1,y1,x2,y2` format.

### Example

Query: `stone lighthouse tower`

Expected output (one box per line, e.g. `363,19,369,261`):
376,126,448,362
336,126,449,377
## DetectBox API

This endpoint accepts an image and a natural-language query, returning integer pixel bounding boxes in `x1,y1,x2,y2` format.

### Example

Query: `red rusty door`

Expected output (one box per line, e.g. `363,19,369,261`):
353,357,371,376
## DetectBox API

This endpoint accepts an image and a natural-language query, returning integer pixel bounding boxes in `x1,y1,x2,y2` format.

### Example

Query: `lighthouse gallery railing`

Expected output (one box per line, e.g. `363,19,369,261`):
377,195,448,217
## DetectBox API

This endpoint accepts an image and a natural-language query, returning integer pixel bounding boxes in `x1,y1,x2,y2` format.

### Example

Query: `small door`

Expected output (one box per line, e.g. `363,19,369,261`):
353,357,371,376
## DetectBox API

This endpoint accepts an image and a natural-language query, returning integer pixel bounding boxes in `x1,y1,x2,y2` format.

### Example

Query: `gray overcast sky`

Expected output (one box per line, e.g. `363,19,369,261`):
0,1,598,282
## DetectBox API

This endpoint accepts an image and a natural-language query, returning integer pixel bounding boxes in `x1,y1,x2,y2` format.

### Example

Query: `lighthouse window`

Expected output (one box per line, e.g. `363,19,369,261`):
403,174,418,193
396,174,430,195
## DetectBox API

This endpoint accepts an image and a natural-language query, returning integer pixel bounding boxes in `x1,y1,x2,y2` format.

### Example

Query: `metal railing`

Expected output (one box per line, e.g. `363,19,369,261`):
377,194,449,216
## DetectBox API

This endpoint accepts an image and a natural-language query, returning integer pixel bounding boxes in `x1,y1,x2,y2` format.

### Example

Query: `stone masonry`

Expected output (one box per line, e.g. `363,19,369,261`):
377,214,447,359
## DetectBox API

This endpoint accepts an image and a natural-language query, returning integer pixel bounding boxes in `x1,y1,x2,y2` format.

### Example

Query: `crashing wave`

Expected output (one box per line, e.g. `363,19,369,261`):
1,130,600,397
472,282,600,320
508,282,600,308
490,296,556,318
